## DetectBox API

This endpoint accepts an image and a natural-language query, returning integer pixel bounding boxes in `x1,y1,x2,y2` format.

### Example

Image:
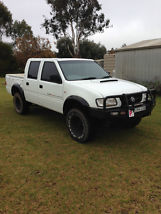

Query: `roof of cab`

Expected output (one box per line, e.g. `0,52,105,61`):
28,58,94,62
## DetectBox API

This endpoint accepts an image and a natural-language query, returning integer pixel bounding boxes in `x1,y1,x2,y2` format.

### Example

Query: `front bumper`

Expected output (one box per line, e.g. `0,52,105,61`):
89,89,156,120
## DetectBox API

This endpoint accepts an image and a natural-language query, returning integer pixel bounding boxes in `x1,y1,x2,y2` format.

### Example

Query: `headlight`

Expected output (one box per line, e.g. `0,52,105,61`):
96,98,117,107
106,98,117,107
96,98,104,107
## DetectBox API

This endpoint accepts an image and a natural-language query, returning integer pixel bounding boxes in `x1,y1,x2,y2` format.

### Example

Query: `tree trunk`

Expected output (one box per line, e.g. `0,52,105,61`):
73,40,80,58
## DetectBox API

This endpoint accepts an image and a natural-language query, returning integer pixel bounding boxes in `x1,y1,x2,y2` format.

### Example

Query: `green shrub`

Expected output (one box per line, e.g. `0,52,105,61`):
0,41,17,77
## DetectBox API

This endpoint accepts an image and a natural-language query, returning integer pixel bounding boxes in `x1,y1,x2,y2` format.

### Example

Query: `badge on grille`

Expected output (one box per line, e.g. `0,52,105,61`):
130,96,135,103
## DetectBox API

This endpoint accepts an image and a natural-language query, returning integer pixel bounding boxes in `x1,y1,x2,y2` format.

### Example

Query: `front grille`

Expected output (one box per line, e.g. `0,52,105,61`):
127,93,142,105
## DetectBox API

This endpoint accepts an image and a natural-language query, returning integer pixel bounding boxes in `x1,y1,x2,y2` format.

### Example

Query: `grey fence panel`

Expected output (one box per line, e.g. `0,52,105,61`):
115,48,161,83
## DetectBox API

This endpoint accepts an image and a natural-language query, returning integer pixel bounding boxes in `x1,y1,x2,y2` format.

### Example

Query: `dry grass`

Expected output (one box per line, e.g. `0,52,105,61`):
0,78,161,214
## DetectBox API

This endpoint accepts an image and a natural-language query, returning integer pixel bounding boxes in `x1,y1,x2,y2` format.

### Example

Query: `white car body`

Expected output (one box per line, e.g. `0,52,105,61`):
5,58,156,142
6,58,148,114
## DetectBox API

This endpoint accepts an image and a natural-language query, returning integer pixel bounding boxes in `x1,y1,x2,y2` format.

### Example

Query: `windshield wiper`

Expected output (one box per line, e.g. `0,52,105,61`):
81,77,97,80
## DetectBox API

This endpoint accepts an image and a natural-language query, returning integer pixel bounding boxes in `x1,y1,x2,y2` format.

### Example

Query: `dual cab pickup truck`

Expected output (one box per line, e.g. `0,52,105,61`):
6,58,156,143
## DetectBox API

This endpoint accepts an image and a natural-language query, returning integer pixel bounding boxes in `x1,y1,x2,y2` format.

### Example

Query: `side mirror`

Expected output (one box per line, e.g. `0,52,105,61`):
55,76,62,84
50,75,62,84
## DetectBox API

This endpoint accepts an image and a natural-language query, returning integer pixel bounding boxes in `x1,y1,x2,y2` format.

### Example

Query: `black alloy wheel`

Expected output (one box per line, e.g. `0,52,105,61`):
66,108,91,143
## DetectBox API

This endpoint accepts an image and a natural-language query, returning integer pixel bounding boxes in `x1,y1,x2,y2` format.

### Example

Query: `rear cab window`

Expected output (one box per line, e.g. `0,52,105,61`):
28,61,40,79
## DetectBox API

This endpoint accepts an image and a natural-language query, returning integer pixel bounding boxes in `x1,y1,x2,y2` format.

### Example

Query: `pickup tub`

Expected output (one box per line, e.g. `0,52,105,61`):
6,73,25,94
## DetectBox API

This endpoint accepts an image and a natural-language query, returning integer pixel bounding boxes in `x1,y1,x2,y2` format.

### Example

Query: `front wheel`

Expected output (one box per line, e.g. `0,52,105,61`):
66,108,91,143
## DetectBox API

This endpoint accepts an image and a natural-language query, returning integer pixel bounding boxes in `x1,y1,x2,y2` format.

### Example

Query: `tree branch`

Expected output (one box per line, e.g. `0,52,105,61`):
67,44,74,57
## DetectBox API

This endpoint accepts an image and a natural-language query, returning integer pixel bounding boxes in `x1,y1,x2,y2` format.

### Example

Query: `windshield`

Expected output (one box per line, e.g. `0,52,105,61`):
58,60,110,81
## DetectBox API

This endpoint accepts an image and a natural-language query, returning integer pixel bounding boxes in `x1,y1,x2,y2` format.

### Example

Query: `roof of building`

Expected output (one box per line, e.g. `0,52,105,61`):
116,38,161,52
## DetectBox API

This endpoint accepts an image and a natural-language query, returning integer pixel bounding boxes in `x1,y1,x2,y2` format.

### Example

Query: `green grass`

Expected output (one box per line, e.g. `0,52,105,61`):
0,78,161,214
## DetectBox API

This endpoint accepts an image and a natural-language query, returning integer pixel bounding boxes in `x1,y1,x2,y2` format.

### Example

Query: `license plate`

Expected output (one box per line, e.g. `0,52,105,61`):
134,106,146,113
129,110,134,118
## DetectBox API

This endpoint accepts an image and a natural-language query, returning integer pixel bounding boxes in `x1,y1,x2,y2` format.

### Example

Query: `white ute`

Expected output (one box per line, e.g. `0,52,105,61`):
6,58,156,142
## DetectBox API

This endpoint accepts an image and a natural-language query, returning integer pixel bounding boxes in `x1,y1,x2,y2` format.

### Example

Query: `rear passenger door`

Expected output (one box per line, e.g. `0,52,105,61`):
38,61,64,113
24,60,41,104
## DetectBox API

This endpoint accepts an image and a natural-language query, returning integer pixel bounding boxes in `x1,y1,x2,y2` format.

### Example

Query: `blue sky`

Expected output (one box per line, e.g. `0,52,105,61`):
3,0,161,50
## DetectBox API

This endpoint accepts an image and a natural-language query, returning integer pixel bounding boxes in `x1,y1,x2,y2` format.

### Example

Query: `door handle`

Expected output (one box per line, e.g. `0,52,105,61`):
39,85,43,89
26,82,29,86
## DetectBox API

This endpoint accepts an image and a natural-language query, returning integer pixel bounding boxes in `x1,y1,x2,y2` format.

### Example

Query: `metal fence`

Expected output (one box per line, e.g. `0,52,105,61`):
115,49,161,83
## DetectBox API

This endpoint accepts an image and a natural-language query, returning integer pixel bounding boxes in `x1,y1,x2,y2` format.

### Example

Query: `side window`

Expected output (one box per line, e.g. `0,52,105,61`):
28,61,40,79
41,62,62,84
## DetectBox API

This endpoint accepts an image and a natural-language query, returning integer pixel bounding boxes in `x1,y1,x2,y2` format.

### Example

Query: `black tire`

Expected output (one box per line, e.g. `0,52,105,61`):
66,108,91,143
123,117,142,128
13,92,28,114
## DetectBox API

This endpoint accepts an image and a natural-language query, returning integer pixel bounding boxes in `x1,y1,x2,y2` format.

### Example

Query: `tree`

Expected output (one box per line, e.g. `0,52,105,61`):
0,41,17,76
121,43,127,48
43,0,110,57
108,48,115,54
14,34,55,71
80,40,106,59
56,37,106,59
0,1,12,40
10,19,33,41
56,37,73,58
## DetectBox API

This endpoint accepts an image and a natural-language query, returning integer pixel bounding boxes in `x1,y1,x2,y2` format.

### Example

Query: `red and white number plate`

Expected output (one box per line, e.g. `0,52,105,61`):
129,106,146,118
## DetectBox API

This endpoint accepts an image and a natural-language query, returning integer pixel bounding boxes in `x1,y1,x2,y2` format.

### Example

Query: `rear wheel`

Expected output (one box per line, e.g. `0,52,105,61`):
13,92,28,114
66,108,91,143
